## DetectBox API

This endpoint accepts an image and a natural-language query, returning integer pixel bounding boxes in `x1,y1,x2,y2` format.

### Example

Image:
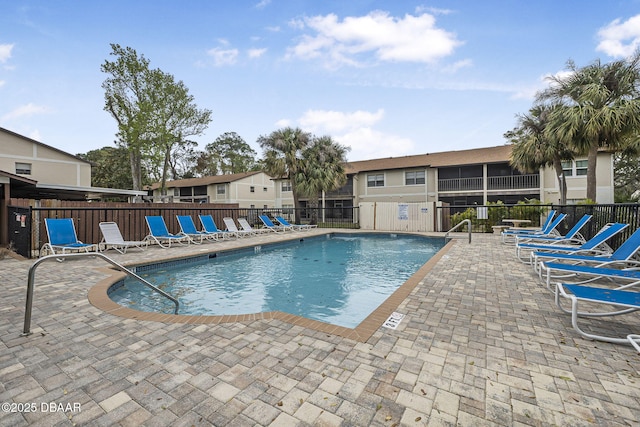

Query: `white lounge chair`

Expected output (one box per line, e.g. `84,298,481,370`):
99,221,149,253
238,218,266,235
223,217,253,238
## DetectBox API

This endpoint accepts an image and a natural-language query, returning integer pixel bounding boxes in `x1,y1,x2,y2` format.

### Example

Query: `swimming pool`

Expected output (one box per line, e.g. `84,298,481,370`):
109,233,446,328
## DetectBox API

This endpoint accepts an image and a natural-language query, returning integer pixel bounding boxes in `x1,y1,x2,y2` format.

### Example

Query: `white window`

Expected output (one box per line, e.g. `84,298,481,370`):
217,185,225,195
367,173,384,187
15,162,31,175
250,186,255,193
561,160,588,177
281,181,292,192
405,171,425,185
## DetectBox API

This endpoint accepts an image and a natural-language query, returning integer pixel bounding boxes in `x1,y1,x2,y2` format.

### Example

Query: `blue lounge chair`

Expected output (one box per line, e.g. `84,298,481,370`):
41,218,98,256
145,216,191,248
198,215,234,239
275,215,317,231
501,210,556,243
258,215,287,232
555,283,640,345
516,223,628,263
177,215,217,243
543,262,640,290
537,227,640,280
516,214,590,244
508,213,567,244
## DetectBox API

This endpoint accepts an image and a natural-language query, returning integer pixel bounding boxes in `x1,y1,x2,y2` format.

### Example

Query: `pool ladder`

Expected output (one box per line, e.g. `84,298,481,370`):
21,252,180,336
445,219,472,244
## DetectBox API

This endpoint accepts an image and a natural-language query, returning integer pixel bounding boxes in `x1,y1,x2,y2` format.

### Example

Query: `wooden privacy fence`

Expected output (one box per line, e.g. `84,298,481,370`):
9,199,240,258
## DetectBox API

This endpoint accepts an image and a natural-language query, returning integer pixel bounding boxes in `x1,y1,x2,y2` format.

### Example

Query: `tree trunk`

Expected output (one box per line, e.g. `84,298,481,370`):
129,149,142,192
292,188,301,224
160,142,171,197
586,143,599,202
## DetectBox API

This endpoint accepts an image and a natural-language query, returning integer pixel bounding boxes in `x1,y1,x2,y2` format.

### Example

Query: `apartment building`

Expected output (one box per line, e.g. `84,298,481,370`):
276,145,614,211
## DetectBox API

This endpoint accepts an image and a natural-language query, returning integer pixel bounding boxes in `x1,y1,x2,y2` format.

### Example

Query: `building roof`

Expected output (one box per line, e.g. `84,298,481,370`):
0,126,92,165
149,171,265,190
345,145,512,174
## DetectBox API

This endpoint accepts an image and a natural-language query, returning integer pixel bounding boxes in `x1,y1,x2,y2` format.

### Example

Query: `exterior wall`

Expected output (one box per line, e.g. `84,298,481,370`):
273,179,295,207
159,172,277,208
0,132,92,187
540,153,614,204
355,169,429,204
228,173,275,208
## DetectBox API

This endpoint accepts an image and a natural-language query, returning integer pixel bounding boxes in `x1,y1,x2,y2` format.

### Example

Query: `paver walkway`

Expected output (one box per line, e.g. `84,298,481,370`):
1,231,638,426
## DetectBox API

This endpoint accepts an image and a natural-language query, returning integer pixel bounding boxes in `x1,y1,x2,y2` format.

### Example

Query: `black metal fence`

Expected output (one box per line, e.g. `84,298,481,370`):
436,203,640,250
8,205,360,258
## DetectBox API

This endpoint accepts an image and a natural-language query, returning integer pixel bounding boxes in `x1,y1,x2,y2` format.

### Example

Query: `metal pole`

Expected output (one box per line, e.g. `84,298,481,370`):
22,252,179,336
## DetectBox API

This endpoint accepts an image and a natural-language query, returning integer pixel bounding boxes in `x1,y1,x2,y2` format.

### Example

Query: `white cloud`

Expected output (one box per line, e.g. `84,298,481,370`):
248,48,267,58
0,43,13,63
0,80,5,88
255,0,271,9
441,58,473,73
596,15,640,57
287,11,462,68
339,127,414,161
299,109,384,133
294,108,414,160
275,118,291,128
207,47,239,66
2,103,48,121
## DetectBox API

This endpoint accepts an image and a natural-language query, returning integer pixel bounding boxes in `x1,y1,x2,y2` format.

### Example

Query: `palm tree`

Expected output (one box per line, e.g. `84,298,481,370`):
538,53,640,201
257,127,312,223
505,104,576,204
295,136,349,224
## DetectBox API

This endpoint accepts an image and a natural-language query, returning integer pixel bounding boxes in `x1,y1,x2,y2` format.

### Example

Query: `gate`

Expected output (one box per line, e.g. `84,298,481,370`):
8,206,32,258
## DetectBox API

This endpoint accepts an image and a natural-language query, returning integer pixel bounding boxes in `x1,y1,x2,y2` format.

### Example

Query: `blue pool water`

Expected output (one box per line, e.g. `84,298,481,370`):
110,233,446,328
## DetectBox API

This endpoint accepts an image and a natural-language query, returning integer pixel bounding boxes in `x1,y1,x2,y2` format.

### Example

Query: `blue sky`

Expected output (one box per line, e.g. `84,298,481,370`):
2,1,640,162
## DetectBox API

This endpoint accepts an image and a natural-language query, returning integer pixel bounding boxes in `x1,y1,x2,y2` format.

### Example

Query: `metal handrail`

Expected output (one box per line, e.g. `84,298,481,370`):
445,219,472,243
22,252,180,336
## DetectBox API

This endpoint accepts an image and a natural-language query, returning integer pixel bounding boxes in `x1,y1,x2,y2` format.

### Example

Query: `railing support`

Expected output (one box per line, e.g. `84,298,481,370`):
445,219,472,244
22,252,179,336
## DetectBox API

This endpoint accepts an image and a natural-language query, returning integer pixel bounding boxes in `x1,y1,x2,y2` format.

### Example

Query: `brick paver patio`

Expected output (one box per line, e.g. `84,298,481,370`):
1,230,638,426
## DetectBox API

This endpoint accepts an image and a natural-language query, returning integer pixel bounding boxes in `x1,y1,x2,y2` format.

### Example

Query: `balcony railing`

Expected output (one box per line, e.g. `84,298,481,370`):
438,174,539,192
488,174,539,190
438,177,483,192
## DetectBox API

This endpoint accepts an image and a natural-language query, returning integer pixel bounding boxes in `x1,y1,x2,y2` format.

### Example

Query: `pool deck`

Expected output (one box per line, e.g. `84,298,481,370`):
1,230,639,426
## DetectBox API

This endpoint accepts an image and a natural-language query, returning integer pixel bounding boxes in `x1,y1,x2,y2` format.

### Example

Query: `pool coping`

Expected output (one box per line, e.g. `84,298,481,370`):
87,232,455,343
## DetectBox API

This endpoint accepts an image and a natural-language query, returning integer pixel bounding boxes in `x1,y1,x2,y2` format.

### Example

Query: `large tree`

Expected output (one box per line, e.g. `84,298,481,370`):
144,68,212,193
77,146,139,189
101,44,153,192
505,104,576,204
538,54,640,201
258,127,312,223
205,132,258,174
295,136,349,224
101,43,211,193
